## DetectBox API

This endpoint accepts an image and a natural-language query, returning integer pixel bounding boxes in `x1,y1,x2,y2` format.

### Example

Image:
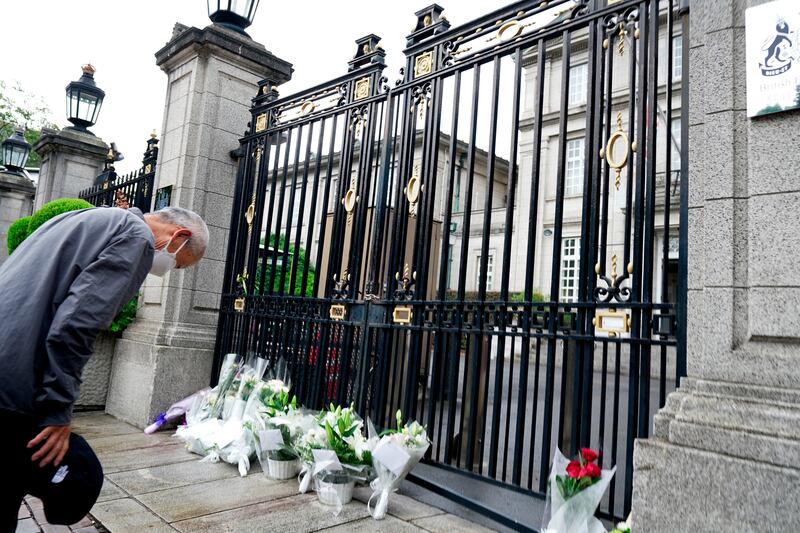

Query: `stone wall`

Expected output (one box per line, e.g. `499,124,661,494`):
75,331,118,408
0,170,35,263
631,1,800,530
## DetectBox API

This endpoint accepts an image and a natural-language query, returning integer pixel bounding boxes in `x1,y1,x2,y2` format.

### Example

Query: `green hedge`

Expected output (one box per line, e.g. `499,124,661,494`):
444,290,546,302
254,234,315,297
6,198,139,334
27,198,92,237
7,216,32,255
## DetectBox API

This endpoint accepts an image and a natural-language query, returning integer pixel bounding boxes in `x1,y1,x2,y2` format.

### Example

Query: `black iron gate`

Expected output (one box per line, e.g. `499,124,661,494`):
215,0,688,527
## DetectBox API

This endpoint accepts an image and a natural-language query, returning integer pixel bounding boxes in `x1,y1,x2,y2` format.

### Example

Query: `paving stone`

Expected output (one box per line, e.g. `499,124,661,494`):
90,498,175,533
107,457,241,495
41,524,71,533
412,513,498,533
136,473,299,522
98,443,197,474
72,414,141,440
96,478,128,502
15,518,41,533
18,504,31,519
171,493,368,532
71,527,99,533
322,515,428,532
353,487,444,521
26,496,43,510
88,432,178,456
69,516,94,528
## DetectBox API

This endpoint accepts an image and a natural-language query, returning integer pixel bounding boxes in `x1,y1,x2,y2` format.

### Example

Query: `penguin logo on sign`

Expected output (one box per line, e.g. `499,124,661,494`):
760,19,795,76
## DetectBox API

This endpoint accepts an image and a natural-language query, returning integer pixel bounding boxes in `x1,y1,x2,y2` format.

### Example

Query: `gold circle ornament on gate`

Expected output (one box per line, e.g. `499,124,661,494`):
605,130,630,170
497,21,523,42
343,188,358,212
406,175,421,204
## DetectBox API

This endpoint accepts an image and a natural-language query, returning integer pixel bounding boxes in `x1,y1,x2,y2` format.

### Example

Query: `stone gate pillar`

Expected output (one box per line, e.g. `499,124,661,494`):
632,1,800,530
33,128,108,210
105,22,292,427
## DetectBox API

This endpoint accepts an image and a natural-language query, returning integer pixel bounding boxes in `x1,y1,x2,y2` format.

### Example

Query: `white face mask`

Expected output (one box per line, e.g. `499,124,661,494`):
149,236,188,277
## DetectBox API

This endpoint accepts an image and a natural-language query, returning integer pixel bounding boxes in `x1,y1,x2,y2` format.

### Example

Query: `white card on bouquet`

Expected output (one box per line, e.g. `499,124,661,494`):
373,440,411,477
312,449,343,472
258,429,284,452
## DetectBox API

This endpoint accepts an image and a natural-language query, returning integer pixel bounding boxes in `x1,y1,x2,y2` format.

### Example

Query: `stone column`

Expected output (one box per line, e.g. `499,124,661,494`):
105,22,292,427
0,170,36,262
32,128,108,210
632,1,800,531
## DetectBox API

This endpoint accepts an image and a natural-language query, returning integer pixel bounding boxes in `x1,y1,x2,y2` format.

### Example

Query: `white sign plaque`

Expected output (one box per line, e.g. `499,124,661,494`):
746,0,800,117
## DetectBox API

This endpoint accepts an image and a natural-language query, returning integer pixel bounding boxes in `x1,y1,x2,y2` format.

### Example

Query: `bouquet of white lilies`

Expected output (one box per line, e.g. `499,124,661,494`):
367,410,430,520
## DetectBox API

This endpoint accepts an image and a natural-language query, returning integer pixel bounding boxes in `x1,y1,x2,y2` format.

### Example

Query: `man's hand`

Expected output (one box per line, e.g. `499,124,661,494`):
28,425,71,468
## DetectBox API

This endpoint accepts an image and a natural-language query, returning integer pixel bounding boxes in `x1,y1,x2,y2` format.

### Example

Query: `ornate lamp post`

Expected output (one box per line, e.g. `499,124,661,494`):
1,128,31,175
207,0,260,35
65,64,105,133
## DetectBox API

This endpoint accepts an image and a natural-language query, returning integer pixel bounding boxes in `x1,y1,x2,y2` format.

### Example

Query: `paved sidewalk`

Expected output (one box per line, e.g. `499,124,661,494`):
18,412,494,533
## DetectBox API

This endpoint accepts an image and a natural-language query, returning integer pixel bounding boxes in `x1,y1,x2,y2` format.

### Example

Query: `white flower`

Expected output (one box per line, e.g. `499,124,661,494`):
265,379,289,394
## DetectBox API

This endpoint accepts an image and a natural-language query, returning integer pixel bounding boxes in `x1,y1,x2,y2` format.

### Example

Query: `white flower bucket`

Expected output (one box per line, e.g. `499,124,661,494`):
316,478,355,506
268,458,300,480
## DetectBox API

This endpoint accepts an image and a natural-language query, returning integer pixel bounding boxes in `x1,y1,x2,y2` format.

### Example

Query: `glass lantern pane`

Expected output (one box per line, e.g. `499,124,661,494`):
207,0,218,15
230,0,243,16
2,144,11,167
10,145,28,168
248,0,259,20
91,99,103,125
78,94,98,122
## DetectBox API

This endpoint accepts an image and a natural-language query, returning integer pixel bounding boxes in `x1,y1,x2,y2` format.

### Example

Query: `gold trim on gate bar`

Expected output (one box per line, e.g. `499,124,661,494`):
255,113,267,132
414,51,433,78
354,77,371,101
593,310,630,335
330,304,346,321
393,305,413,324
234,298,246,312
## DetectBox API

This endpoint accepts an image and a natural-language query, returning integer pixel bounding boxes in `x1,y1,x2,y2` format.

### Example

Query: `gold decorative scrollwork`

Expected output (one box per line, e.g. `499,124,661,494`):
354,77,371,101
144,163,152,174
255,113,267,132
605,112,629,190
414,51,433,78
404,167,424,217
618,22,626,57
341,176,359,225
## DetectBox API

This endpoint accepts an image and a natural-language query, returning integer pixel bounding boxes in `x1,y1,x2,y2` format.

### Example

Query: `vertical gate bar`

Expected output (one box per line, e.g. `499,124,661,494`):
608,341,622,515
624,0,650,514
268,128,294,292
639,0,660,443
622,14,639,275
677,0,689,383
258,131,283,296
485,52,509,479
477,57,502,475
527,336,542,490
212,137,252,381
460,62,482,473
312,115,339,294
514,38,546,486
288,122,315,295
420,77,446,431
539,29,572,493
279,124,306,294
325,109,354,296
577,15,601,451
441,71,463,465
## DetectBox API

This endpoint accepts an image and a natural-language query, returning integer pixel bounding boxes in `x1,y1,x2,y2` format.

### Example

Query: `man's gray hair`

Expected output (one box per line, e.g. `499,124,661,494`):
152,207,209,256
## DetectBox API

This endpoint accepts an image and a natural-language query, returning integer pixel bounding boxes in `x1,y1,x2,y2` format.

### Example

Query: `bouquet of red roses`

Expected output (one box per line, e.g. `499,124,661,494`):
542,448,615,533
556,448,602,500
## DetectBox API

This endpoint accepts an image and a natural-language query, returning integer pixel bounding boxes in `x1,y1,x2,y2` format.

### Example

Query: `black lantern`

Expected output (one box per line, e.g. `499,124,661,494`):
65,64,105,132
1,128,31,174
207,0,260,35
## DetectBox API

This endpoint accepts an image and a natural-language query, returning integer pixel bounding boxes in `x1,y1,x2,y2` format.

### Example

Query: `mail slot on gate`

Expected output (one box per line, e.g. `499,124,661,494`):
593,310,630,336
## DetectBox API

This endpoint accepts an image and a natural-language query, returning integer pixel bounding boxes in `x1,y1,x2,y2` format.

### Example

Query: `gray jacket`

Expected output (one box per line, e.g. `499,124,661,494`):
0,207,154,426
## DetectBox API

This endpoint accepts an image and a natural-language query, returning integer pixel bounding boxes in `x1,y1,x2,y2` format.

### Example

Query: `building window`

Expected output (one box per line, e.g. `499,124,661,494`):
565,138,584,196
670,119,681,168
474,251,495,291
672,37,683,81
568,63,588,106
560,238,579,302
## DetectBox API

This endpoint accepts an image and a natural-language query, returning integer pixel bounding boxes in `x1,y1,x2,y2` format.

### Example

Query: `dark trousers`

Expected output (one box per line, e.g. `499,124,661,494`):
0,411,102,533
0,410,40,533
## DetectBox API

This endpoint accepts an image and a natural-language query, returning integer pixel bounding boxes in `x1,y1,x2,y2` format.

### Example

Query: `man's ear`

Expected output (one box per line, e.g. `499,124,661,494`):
173,228,193,241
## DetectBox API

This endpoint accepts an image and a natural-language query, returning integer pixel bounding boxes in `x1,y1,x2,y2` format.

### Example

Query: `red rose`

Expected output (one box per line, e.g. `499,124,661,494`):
581,448,598,462
579,462,601,479
566,460,581,478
